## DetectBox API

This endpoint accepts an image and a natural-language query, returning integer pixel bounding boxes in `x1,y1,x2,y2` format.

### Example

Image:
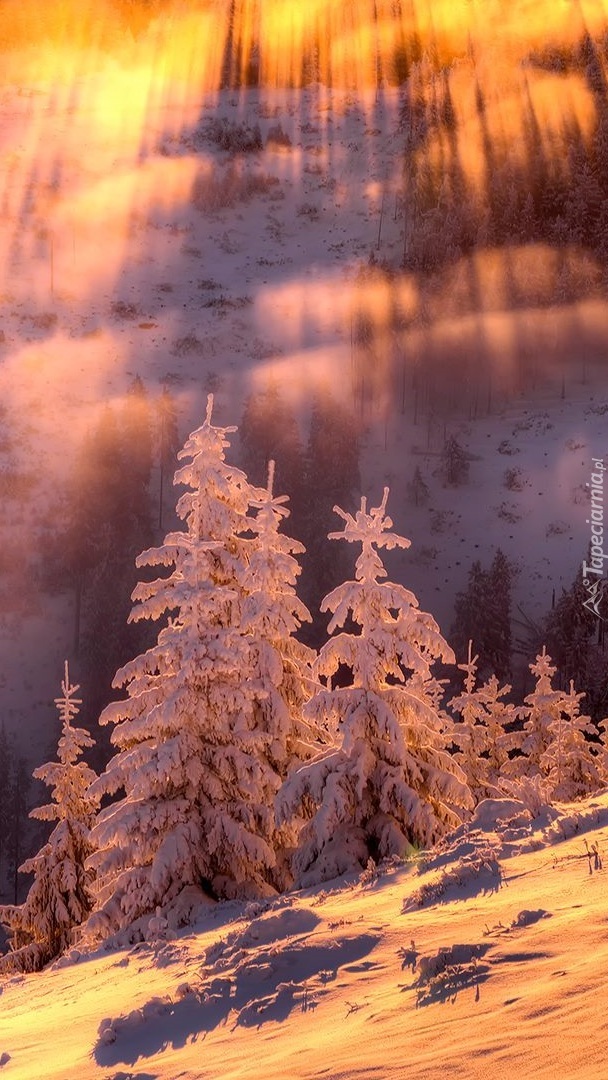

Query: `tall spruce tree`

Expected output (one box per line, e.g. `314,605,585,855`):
237,460,321,886
85,397,315,941
278,488,472,886
241,460,318,772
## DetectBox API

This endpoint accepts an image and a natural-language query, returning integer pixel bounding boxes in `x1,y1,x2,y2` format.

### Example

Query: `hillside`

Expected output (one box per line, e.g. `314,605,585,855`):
0,71,606,758
2,792,608,1079
1,5,608,1076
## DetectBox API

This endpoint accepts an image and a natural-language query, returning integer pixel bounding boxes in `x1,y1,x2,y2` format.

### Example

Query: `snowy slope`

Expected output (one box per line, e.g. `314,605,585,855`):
0,72,606,759
0,14,607,1079
2,792,608,1079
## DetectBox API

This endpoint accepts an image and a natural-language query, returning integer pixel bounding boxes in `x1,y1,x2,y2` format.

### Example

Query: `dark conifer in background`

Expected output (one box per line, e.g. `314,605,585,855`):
407,465,430,507
439,435,470,487
299,391,361,644
451,551,513,682
485,549,513,681
157,384,180,531
238,381,305,537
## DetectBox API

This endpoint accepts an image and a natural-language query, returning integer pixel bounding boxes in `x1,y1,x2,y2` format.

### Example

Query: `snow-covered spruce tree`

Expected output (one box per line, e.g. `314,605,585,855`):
241,460,318,774
502,647,602,801
539,680,603,801
597,717,608,783
85,398,315,940
501,647,559,777
448,640,518,803
230,459,320,887
277,488,472,886
0,663,98,973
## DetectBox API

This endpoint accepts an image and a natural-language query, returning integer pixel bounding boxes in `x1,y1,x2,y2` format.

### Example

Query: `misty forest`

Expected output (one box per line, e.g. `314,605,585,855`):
0,3,608,1078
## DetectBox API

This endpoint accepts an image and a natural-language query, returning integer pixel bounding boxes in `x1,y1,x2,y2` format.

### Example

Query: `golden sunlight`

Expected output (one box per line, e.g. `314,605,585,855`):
0,0,606,444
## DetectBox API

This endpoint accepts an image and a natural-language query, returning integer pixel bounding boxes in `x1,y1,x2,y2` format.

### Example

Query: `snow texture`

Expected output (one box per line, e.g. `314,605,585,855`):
278,488,473,885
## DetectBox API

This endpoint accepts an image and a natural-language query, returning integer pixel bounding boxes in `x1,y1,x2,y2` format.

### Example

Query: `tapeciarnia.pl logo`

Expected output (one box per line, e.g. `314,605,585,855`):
582,456,607,620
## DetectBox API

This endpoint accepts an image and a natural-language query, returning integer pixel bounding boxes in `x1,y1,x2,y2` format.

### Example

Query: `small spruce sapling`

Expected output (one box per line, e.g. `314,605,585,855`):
0,663,98,972
448,641,516,802
502,647,567,776
502,647,603,804
539,679,603,801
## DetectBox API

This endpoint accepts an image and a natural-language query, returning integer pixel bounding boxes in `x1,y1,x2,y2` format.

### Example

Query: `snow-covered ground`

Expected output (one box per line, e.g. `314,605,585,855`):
2,792,608,1079
1,20,608,1080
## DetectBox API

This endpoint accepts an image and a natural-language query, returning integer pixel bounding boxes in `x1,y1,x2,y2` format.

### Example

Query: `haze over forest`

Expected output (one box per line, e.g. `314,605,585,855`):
0,5,607,1076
